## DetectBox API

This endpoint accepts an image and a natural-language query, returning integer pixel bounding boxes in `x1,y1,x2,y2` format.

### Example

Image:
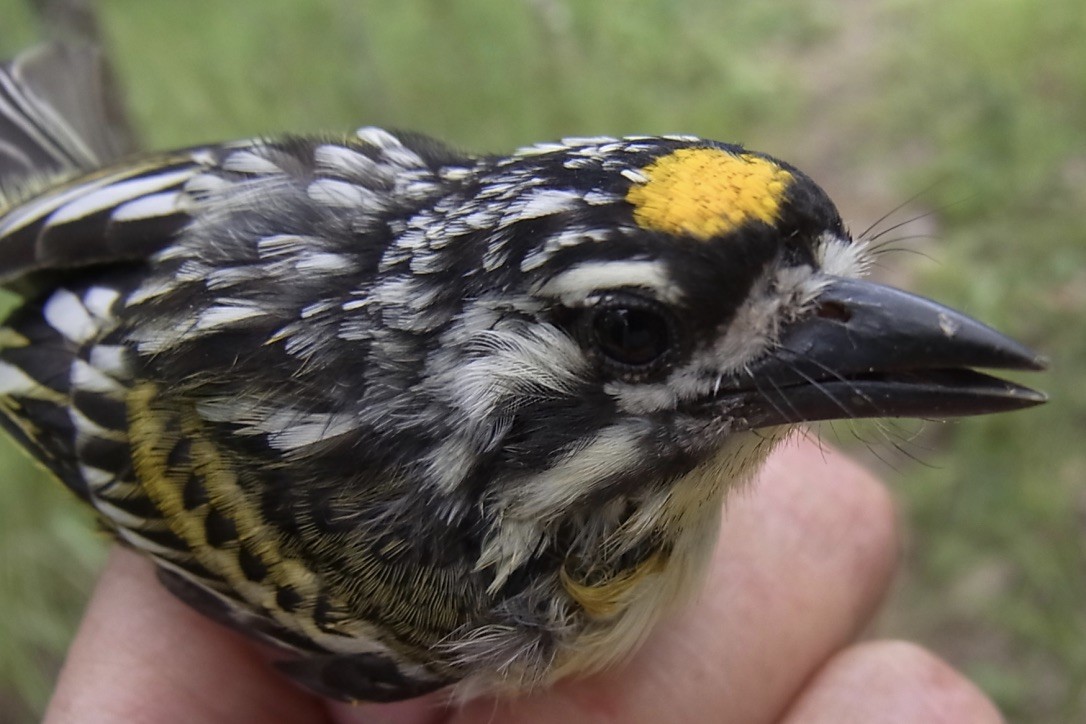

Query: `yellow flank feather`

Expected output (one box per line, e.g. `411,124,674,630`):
560,553,666,619
626,148,793,240
127,382,320,610
0,329,30,348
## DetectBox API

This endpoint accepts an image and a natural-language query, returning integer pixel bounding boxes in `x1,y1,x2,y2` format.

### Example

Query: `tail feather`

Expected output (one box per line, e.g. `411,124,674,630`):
0,41,137,207
0,19,152,289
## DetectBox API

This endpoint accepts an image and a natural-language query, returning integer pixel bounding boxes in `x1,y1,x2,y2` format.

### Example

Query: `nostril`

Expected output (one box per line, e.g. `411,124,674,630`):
816,300,852,322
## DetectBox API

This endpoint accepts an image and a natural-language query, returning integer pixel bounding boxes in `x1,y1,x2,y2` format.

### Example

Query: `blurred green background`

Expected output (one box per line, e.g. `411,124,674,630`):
0,0,1082,721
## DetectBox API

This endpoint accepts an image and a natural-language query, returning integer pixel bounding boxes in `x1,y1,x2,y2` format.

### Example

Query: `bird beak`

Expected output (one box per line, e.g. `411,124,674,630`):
721,277,1047,427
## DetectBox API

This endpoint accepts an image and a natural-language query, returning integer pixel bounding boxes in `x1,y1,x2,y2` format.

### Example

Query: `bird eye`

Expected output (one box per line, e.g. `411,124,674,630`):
585,296,677,377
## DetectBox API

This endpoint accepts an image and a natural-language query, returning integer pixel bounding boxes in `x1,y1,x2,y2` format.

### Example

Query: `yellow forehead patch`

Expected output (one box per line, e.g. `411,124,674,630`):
625,147,793,240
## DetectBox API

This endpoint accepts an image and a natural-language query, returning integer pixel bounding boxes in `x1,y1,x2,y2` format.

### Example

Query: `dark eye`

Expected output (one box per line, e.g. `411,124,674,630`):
584,297,678,377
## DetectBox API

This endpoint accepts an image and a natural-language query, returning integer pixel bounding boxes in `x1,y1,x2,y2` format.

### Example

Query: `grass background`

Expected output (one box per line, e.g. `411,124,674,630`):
0,0,1082,720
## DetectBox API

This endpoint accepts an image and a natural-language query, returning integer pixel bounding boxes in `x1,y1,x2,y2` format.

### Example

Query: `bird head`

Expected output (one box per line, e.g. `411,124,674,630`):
371,136,1045,527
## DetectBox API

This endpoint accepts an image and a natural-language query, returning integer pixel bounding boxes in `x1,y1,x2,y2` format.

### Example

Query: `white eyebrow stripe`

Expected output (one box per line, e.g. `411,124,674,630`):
536,260,679,304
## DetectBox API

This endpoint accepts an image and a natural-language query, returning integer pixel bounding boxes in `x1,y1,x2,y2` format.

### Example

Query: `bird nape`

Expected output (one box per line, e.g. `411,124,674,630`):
0,42,1045,702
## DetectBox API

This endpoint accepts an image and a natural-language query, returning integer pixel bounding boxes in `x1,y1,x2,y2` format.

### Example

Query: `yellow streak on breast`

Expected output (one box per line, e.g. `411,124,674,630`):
560,552,667,619
550,429,788,683
128,382,320,608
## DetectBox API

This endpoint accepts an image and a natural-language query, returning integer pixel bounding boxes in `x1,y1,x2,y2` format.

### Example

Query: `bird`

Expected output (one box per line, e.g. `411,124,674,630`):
0,42,1046,703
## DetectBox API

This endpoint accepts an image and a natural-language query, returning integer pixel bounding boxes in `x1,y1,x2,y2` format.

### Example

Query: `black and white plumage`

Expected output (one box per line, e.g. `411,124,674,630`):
0,44,1045,702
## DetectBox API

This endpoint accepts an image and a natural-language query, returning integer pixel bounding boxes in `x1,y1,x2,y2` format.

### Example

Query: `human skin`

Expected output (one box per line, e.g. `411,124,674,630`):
44,437,1003,723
